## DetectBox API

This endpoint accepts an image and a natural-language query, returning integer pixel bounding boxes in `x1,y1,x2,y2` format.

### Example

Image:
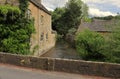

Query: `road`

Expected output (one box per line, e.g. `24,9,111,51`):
0,64,111,79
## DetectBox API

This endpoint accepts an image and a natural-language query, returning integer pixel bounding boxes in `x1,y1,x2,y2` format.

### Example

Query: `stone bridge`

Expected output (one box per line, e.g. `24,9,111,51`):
0,52,120,79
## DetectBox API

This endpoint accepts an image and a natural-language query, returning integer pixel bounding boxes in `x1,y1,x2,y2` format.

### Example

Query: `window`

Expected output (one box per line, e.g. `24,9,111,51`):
41,15,44,24
26,9,31,19
40,33,44,41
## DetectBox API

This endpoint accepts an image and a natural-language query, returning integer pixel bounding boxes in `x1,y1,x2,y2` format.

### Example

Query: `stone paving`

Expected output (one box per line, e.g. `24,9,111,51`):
0,64,112,79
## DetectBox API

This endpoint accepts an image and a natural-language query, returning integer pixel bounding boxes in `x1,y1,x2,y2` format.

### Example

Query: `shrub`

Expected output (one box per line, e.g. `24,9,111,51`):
0,2,35,55
76,29,106,61
0,18,34,55
104,28,120,63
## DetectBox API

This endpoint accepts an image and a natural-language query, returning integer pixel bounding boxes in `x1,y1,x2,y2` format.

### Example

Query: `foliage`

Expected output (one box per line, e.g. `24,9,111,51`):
19,0,29,17
103,27,120,63
0,18,34,55
81,2,89,19
52,0,83,36
114,15,120,19
0,1,35,55
82,17,93,22
0,5,21,15
94,15,120,21
76,27,120,63
52,8,65,30
76,29,106,61
68,28,77,35
94,15,114,20
0,5,21,21
63,0,82,31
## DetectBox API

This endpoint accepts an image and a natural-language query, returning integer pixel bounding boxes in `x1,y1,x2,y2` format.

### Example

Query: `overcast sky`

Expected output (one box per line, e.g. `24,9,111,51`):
42,0,120,17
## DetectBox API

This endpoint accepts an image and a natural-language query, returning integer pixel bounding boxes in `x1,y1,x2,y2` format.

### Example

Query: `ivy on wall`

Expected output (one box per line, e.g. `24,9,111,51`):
19,0,29,17
0,5,21,22
0,0,35,55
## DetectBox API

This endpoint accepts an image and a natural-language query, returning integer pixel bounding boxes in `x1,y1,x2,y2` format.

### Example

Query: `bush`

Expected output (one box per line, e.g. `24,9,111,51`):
104,28,120,63
76,29,106,61
0,18,34,55
0,3,35,55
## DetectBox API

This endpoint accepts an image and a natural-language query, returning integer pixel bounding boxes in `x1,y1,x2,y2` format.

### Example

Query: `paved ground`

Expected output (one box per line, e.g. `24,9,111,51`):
0,64,111,79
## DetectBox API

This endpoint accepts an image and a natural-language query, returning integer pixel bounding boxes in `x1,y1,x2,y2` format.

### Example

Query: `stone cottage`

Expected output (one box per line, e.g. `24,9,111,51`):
0,0,56,56
78,19,116,35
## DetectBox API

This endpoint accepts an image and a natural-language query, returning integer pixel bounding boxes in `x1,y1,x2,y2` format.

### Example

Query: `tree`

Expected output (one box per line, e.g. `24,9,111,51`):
52,0,83,36
81,2,89,18
64,0,82,28
94,15,114,20
52,8,65,30
76,29,106,61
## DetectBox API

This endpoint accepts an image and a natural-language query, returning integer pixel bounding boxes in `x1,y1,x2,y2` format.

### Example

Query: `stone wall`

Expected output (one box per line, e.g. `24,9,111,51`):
0,52,120,78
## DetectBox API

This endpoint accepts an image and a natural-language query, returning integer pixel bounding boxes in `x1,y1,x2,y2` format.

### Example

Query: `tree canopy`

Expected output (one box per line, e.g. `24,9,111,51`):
52,0,88,36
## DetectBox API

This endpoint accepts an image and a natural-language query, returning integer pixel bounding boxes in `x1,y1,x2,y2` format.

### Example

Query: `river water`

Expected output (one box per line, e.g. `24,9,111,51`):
41,42,80,60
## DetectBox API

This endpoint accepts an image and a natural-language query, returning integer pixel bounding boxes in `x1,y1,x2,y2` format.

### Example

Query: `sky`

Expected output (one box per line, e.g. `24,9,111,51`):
42,0,120,17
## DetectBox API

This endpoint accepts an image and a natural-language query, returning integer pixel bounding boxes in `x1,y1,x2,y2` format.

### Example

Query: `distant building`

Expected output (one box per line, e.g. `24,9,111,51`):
0,0,56,56
78,19,117,34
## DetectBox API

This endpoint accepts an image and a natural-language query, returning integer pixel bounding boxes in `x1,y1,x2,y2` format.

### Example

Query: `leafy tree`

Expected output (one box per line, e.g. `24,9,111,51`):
52,8,65,30
81,2,89,19
52,0,83,36
63,0,82,33
94,15,114,20
76,29,106,61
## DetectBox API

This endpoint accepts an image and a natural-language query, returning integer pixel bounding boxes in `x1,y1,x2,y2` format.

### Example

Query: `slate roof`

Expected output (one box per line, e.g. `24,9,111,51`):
30,0,51,15
78,19,117,32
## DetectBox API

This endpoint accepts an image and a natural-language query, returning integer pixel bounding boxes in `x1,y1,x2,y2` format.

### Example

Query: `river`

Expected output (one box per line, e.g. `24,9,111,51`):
41,42,80,60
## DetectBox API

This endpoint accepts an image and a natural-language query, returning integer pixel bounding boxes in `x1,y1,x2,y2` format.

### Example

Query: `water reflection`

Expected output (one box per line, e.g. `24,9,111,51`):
41,42,80,60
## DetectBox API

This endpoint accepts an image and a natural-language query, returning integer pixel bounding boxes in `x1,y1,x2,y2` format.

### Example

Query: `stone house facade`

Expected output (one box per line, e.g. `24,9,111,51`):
0,0,56,56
